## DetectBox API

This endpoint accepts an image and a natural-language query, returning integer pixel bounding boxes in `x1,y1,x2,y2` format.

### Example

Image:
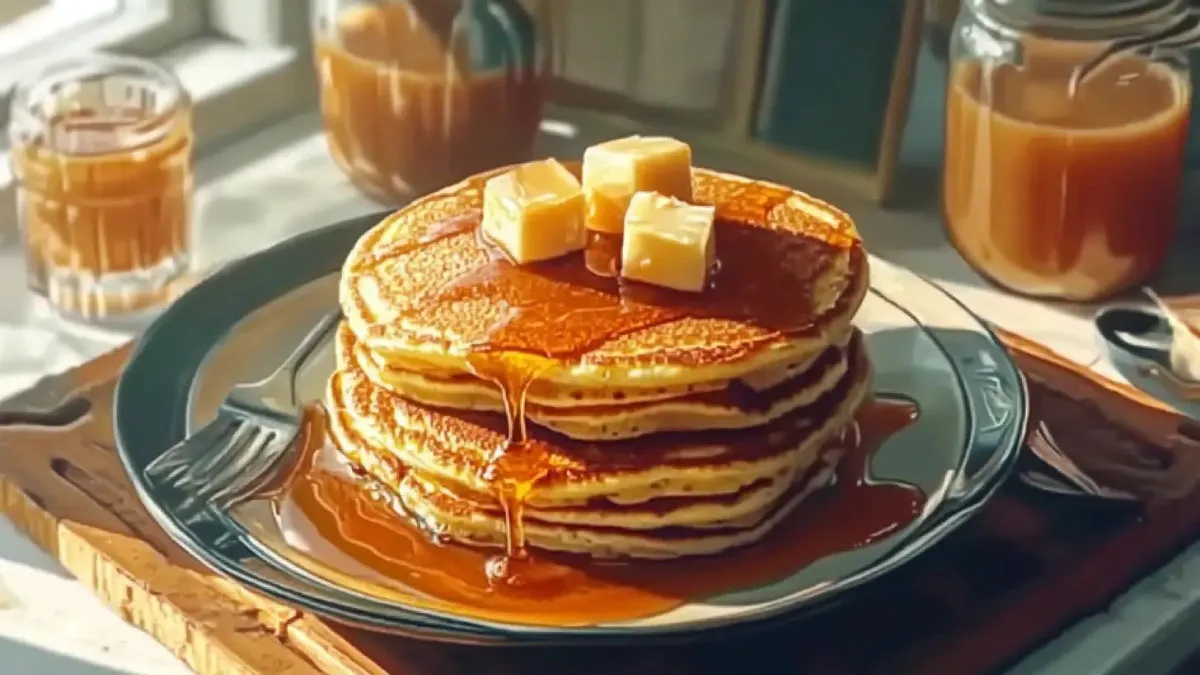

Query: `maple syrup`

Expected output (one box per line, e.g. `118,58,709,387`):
584,231,623,278
464,350,557,586
944,22,1190,301
281,396,922,625
359,209,856,351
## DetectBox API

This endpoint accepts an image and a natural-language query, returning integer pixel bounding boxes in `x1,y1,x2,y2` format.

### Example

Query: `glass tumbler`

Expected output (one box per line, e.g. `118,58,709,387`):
9,53,194,325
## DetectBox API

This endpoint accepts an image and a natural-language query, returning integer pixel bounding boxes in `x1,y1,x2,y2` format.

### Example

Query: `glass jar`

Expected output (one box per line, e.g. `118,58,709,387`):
9,53,194,325
312,0,549,205
943,0,1192,301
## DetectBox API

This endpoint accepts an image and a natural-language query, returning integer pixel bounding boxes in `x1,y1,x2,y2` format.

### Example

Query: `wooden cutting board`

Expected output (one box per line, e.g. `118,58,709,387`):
0,347,400,675
0,338,1198,675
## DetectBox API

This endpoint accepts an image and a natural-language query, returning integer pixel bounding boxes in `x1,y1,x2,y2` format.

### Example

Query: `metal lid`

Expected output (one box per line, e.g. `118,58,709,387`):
980,0,1186,38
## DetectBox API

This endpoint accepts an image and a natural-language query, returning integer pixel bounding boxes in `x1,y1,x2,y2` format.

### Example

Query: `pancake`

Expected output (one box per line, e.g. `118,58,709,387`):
355,323,853,406
325,339,870,558
323,155,880,563
331,405,845,529
329,323,869,507
339,165,867,391
343,321,855,440
393,451,844,559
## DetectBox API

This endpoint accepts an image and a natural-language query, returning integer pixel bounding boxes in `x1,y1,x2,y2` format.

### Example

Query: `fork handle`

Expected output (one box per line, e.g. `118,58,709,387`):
282,312,341,372
277,312,342,402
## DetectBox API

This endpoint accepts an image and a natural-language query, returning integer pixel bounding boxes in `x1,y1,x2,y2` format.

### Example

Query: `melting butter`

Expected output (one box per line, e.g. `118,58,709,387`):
621,191,716,293
481,158,587,264
581,135,693,233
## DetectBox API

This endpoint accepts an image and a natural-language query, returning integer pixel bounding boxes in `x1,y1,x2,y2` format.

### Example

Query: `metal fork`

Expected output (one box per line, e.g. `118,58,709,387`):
145,311,340,523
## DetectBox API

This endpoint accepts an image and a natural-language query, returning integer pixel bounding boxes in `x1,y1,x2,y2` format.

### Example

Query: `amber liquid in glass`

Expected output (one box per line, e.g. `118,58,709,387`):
14,106,193,319
944,50,1190,301
315,2,545,203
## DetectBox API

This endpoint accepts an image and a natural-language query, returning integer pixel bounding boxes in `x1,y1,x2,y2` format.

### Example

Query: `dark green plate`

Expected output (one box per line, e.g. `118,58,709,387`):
114,213,1027,644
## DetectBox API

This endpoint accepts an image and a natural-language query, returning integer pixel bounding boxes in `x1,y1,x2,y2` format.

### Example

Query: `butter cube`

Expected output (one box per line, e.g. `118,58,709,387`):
582,136,693,233
482,159,587,264
621,191,715,293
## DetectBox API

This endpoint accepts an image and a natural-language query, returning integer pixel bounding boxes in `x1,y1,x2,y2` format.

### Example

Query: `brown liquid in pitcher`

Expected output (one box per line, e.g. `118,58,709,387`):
315,2,544,203
284,397,922,625
944,50,1190,301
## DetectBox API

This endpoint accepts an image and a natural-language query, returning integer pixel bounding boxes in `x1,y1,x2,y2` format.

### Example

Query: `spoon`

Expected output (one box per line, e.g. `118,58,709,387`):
1145,288,1200,385
1094,299,1200,402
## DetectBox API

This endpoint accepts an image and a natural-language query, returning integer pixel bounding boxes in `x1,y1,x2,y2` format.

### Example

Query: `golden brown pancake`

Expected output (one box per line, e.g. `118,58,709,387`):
324,332,869,558
325,343,869,558
339,165,867,390
326,159,875,560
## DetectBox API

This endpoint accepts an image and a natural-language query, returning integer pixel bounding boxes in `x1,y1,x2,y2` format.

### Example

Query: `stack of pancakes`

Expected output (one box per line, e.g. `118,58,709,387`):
328,166,870,560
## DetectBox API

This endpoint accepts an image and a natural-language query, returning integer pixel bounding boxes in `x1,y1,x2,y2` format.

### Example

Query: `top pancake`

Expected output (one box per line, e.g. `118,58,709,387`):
340,163,866,388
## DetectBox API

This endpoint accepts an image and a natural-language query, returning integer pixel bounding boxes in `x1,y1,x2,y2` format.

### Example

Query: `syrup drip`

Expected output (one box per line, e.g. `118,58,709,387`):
465,351,556,585
280,397,923,625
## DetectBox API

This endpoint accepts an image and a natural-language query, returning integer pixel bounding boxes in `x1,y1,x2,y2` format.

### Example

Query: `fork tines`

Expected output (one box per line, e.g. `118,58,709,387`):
144,311,340,524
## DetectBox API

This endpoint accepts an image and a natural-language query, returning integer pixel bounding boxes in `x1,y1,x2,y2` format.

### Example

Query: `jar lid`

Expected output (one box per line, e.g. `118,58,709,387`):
1015,0,1174,18
982,0,1185,38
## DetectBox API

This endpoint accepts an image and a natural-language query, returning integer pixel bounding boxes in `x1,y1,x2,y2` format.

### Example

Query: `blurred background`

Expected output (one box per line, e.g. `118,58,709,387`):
3,0,1200,222
0,0,988,225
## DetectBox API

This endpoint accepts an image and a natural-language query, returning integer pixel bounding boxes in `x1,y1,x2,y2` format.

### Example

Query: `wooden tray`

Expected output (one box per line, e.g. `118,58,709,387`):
1,337,1198,675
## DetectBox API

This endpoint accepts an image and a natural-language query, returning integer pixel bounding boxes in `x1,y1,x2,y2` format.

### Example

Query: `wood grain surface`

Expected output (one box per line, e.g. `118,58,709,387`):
0,347,406,675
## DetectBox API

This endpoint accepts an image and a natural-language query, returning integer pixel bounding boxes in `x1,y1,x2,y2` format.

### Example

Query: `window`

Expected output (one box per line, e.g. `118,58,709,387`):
0,1,205,92
0,0,124,62
0,0,315,238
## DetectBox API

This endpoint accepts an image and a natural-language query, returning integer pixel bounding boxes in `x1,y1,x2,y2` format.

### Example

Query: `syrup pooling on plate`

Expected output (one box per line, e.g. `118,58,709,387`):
380,204,859,585
279,397,923,625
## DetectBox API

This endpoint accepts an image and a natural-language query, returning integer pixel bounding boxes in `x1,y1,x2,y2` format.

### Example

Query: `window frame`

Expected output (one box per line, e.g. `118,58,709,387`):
1,1,206,87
